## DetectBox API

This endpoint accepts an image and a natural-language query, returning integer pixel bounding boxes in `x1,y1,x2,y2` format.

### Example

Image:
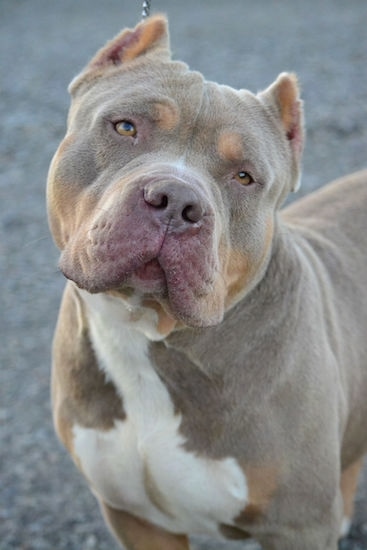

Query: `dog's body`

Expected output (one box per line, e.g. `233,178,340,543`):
47,15,367,550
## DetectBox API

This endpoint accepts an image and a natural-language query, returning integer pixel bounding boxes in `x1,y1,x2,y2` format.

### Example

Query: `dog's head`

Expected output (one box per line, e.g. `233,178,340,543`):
47,15,304,328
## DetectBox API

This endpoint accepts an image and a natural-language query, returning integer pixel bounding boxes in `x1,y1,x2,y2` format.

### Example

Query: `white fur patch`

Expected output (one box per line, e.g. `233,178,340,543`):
340,517,351,538
73,289,248,536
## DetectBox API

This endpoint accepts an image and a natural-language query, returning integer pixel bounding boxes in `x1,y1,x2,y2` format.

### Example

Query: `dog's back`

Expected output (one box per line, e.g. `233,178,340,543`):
283,169,367,465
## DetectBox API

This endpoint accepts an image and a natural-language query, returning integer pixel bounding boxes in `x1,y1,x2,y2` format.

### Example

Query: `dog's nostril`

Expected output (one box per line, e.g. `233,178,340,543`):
144,189,169,209
160,195,168,209
151,193,168,209
182,204,201,224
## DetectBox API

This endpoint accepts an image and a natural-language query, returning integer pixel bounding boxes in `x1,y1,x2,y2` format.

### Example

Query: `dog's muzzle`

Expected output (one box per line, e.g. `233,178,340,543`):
58,168,224,325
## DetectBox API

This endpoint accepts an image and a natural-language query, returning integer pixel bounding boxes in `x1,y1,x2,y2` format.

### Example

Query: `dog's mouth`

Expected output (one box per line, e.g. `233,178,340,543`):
60,231,224,328
60,247,168,296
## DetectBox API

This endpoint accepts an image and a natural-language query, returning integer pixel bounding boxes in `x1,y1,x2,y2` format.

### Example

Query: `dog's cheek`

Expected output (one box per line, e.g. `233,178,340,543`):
224,249,252,307
224,217,274,308
47,135,99,249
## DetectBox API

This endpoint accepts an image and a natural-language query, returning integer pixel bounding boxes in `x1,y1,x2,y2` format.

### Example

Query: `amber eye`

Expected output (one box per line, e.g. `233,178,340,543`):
235,171,253,185
114,120,137,137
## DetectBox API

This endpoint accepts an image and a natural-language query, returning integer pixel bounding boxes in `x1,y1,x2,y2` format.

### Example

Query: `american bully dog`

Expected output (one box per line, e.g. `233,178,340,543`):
47,14,367,550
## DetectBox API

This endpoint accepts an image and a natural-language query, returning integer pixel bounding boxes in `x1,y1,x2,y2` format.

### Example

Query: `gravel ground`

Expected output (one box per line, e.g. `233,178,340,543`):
1,0,367,549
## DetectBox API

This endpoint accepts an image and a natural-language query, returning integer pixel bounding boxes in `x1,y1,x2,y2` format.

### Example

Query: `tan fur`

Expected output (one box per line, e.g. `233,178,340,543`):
224,218,274,308
239,464,280,524
48,14,367,550
153,100,180,131
141,298,178,336
100,502,190,550
274,74,299,133
217,132,244,163
340,458,364,519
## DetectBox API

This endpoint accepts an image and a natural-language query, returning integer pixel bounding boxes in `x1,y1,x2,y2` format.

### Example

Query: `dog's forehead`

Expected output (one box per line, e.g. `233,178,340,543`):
66,59,282,182
71,59,262,133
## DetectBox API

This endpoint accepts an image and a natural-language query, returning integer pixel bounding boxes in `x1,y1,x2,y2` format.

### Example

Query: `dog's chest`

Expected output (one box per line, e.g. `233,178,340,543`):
72,293,247,536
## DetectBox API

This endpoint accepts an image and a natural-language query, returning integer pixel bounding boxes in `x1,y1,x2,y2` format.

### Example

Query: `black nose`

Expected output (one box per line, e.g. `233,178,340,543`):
143,181,205,229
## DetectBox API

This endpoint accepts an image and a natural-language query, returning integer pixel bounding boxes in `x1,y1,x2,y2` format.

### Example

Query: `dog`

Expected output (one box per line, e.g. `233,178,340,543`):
47,14,367,550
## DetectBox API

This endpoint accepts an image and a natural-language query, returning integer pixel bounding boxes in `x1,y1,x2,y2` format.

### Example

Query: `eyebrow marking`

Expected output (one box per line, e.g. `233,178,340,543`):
153,100,180,131
217,132,244,163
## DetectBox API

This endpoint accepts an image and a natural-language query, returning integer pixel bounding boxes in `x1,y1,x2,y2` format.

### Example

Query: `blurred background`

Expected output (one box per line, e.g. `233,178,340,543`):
1,1,366,548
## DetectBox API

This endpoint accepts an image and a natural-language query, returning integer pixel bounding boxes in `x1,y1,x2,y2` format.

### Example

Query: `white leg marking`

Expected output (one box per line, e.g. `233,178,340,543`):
340,516,351,538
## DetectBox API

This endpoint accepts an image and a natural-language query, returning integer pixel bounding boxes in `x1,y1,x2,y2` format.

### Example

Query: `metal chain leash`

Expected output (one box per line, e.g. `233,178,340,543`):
142,0,151,19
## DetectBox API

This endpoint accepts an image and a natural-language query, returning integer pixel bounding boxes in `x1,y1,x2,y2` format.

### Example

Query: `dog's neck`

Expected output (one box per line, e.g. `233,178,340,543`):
161,216,306,366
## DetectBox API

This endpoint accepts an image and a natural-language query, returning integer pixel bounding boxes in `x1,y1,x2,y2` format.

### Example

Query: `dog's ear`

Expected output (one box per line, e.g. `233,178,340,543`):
258,73,304,192
69,15,170,93
88,14,170,68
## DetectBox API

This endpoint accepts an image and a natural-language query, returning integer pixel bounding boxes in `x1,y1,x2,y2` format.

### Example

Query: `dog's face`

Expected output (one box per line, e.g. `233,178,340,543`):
47,15,303,328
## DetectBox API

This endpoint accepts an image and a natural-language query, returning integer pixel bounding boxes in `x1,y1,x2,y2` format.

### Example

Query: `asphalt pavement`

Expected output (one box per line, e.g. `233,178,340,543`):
1,0,367,549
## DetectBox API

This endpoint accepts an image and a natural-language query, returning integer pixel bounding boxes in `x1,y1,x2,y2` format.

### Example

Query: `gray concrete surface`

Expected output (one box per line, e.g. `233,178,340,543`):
1,0,367,548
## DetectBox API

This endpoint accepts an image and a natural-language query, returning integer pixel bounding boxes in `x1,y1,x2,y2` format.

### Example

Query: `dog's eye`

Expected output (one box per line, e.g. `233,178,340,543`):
235,171,253,185
114,120,137,137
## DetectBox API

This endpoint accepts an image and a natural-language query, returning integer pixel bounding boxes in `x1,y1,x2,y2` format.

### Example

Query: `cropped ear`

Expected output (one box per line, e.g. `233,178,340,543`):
69,15,170,93
258,73,304,192
89,14,170,68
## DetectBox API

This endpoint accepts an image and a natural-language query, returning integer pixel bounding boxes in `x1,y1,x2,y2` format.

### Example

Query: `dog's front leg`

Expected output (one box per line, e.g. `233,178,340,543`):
257,512,341,550
99,500,190,550
258,530,339,550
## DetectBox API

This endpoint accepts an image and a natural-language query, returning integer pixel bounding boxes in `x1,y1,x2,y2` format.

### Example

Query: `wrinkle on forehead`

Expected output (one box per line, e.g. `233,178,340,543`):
69,60,204,123
185,83,262,154
91,94,181,125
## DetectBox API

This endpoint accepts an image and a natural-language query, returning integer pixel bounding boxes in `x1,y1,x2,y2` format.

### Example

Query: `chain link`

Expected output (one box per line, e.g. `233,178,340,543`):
142,0,151,19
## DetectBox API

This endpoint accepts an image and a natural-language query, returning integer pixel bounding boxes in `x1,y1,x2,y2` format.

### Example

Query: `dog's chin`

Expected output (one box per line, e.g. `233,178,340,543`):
125,272,224,329
62,259,224,329
128,259,168,295
130,260,225,328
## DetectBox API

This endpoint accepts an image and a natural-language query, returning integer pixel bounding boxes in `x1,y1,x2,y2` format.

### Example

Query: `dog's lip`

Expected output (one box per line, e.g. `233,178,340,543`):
59,255,165,294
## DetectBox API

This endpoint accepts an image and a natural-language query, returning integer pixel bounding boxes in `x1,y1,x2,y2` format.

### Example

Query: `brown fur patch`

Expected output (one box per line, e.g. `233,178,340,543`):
217,132,243,163
236,464,279,525
154,101,180,131
107,293,178,336
219,523,252,540
224,218,274,307
341,458,364,519
142,298,178,336
224,249,251,306
100,502,190,550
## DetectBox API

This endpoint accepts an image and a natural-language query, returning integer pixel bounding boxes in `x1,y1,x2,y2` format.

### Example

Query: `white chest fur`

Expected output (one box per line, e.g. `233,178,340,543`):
73,290,248,536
